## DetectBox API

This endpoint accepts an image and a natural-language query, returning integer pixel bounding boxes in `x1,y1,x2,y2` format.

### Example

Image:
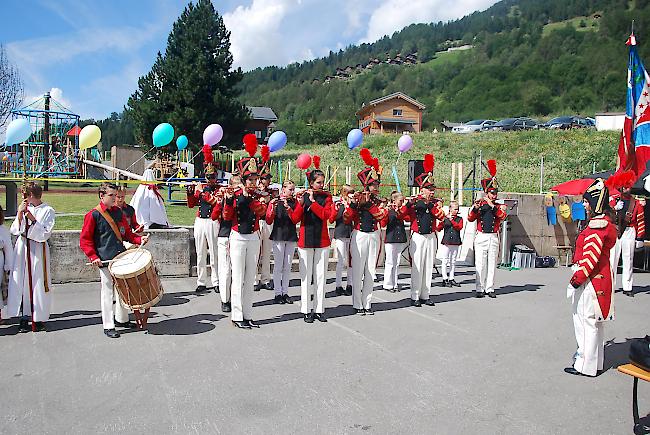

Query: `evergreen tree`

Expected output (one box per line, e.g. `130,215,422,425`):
127,0,248,150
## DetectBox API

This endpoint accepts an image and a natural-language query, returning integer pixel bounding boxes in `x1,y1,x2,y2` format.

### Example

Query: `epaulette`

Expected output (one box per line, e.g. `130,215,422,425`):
588,218,608,229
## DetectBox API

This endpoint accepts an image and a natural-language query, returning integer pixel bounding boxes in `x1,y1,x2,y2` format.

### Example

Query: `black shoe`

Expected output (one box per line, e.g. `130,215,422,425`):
345,285,352,296
195,285,208,293
564,367,594,377
264,282,274,290
115,320,135,328
450,280,460,287
232,320,251,329
624,290,634,297
411,299,422,307
314,313,328,322
214,286,220,293
476,292,485,298
487,293,496,298
355,308,365,315
336,286,345,296
104,328,120,338
33,322,46,332
441,279,449,287
421,298,435,306
304,313,314,323
18,319,30,333
282,294,293,304
244,319,260,328
254,283,262,292
274,295,283,304
205,287,214,293
221,302,231,313
364,308,374,315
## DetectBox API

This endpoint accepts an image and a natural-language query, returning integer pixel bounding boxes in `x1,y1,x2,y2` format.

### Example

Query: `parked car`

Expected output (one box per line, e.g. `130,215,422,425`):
452,119,496,133
483,117,539,131
540,116,593,130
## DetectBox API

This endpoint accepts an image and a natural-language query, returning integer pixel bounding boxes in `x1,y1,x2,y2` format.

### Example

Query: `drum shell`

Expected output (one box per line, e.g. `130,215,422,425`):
109,251,164,310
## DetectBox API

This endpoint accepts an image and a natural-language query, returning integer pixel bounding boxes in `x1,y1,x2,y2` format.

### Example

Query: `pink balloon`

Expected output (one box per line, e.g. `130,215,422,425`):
203,124,223,146
296,153,312,170
398,134,413,153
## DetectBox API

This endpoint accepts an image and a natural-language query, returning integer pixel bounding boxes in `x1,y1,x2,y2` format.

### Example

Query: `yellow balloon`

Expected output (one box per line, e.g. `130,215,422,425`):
79,125,101,150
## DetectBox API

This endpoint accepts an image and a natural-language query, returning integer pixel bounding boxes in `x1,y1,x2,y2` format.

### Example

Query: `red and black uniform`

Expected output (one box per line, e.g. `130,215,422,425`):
80,203,142,263
120,204,140,232
381,205,409,291
223,190,266,234
266,198,299,242
295,192,334,249
436,216,464,246
344,200,386,233
406,198,445,235
188,183,220,290
467,201,506,233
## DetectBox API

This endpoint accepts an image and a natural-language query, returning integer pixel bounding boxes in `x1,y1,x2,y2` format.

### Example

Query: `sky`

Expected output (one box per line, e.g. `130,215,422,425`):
1,0,498,121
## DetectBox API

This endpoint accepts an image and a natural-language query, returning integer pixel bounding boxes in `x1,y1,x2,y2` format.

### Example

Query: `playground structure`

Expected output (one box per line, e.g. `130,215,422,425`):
7,92,81,184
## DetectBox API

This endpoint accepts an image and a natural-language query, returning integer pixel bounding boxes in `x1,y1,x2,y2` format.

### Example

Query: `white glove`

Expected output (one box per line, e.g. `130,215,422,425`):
615,200,624,211
636,240,645,249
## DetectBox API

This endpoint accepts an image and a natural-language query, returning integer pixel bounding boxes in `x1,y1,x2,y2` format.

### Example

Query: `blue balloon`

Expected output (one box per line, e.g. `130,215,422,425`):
176,135,188,151
268,130,287,152
153,123,175,147
347,129,363,150
5,118,32,146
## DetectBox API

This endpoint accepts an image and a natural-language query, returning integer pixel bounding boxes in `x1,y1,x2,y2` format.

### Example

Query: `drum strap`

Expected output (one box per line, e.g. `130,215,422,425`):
95,205,122,242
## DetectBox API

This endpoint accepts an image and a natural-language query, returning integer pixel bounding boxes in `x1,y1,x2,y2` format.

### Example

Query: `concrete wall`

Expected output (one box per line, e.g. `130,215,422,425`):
48,228,190,283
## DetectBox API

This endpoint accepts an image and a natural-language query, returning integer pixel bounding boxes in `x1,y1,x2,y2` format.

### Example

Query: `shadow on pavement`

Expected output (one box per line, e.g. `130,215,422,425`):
156,291,194,307
146,313,225,335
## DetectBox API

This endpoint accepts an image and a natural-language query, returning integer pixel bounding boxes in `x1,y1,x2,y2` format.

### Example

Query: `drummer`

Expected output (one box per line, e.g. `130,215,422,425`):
80,182,149,339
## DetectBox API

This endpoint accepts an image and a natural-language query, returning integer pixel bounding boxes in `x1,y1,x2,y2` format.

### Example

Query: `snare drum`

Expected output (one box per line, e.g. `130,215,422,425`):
109,248,163,310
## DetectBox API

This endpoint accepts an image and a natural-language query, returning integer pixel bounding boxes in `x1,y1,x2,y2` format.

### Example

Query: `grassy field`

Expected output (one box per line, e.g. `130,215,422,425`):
1,129,619,230
542,14,601,37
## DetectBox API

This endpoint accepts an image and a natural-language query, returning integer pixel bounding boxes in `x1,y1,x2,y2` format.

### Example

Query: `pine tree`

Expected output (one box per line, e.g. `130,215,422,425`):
127,0,248,150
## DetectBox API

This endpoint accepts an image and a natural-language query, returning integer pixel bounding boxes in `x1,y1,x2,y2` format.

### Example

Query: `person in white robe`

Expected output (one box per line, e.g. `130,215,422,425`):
0,205,14,322
130,168,170,229
7,182,55,332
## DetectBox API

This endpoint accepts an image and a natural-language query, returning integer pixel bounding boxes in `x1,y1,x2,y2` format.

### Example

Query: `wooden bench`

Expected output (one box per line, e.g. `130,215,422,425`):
618,363,650,427
554,245,573,267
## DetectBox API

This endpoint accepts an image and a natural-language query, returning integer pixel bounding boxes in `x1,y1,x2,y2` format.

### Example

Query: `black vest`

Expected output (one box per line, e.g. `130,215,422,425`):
198,185,217,218
270,199,298,242
479,204,497,233
385,209,407,243
441,216,462,245
333,203,352,239
218,201,232,238
91,207,127,262
235,194,256,234
413,200,434,234
303,194,327,247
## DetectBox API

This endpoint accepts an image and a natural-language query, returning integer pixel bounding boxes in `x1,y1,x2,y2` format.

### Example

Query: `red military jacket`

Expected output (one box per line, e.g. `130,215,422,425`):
570,215,617,321
609,194,645,238
344,202,387,233
293,192,335,248
222,189,267,234
404,199,445,234
467,200,507,233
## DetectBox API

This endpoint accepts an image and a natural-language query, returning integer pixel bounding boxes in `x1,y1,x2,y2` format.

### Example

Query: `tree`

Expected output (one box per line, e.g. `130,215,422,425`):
126,0,249,150
0,44,23,134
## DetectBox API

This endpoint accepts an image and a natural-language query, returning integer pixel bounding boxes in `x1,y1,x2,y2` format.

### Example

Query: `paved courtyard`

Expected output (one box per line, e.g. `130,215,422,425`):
1,265,649,434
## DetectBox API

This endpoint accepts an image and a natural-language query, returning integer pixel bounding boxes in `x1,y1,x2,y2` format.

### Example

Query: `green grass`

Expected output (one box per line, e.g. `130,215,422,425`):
542,15,601,37
422,50,465,68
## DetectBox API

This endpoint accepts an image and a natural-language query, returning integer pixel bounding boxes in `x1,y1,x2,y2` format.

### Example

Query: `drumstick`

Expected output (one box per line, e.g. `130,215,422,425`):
85,259,115,266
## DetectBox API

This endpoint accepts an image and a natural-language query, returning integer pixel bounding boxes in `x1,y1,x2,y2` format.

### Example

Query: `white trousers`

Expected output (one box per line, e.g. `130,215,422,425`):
439,244,460,280
610,226,636,292
217,236,231,303
572,285,605,376
99,267,129,330
298,247,327,314
334,238,352,288
230,235,260,322
474,232,499,294
194,217,219,287
351,230,380,309
273,241,296,296
410,232,437,301
257,221,272,284
383,242,404,289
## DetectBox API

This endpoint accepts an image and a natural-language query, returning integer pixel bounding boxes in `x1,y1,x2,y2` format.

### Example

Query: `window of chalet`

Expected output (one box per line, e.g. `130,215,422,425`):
255,131,262,139
393,109,403,116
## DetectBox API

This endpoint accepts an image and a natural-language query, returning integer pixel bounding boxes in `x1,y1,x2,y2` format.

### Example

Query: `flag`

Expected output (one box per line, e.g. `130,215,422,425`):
618,33,650,175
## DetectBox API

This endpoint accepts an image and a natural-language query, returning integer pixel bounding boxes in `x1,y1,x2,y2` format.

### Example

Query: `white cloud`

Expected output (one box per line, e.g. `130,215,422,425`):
360,0,498,43
23,87,72,110
223,0,300,71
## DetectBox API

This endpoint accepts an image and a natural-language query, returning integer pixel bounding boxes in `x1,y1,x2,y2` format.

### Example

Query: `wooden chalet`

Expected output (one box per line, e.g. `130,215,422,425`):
356,92,425,135
246,106,278,142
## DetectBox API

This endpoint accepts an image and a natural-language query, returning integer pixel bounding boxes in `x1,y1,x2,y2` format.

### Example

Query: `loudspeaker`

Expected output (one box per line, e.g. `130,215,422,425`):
408,160,424,187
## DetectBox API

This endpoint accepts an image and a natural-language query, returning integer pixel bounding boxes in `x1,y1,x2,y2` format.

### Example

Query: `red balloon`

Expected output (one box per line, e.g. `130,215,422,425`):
296,153,312,170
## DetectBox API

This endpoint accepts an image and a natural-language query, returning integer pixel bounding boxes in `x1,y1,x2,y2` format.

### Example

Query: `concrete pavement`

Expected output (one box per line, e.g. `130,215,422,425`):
1,265,648,434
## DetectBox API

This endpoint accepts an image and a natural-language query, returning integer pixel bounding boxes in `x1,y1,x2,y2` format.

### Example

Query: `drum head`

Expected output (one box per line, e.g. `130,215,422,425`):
110,249,153,275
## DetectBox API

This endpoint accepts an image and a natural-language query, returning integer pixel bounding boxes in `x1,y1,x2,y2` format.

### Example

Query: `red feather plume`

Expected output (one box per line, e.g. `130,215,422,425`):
243,134,258,157
261,145,270,163
360,148,373,166
313,155,321,169
372,157,379,171
202,144,213,164
423,154,434,173
487,159,497,177
607,169,636,189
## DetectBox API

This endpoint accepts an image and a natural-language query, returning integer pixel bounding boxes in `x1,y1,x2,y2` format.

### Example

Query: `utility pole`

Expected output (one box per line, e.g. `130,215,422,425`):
43,92,50,191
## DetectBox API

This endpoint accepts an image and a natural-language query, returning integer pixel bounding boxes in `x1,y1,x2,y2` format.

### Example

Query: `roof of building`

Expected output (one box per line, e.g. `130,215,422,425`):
356,92,426,116
247,106,278,121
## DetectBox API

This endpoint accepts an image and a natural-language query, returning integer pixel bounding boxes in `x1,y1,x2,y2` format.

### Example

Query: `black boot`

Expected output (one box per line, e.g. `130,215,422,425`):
195,285,207,293
304,313,314,323
411,299,422,307
282,294,293,304
221,302,231,313
345,285,352,296
314,313,327,322
18,319,30,333
335,286,345,296
274,295,283,304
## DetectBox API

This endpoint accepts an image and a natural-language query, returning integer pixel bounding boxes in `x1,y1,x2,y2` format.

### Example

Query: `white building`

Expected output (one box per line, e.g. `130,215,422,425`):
595,112,625,131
